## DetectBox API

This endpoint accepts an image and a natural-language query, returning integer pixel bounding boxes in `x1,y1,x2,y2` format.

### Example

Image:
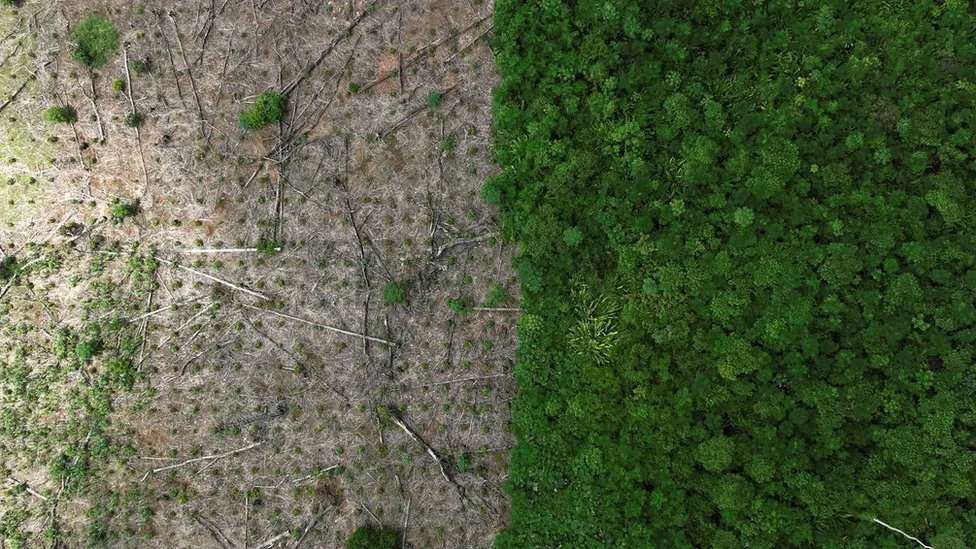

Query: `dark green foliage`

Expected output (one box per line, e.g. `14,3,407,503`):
427,91,443,109
346,526,397,549
75,338,102,364
493,1,976,547
123,111,143,128
455,453,470,473
0,255,17,281
239,91,287,130
70,16,119,68
130,58,151,75
43,106,76,124
382,281,406,306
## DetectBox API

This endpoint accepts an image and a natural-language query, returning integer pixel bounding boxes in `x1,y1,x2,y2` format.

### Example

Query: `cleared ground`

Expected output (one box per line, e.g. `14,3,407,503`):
0,0,514,546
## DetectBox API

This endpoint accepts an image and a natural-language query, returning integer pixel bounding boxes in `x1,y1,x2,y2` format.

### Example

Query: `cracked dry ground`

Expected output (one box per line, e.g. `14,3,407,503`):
0,0,516,546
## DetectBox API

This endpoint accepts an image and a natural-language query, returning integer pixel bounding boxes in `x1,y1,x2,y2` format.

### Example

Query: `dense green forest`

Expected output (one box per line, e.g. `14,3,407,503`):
488,1,976,547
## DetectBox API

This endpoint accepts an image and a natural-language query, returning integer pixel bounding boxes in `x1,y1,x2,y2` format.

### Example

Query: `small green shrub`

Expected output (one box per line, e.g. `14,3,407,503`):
108,199,139,222
446,297,472,314
239,91,287,130
255,238,281,255
427,91,443,109
383,281,407,306
70,16,119,68
75,339,102,363
111,79,125,91
484,283,508,307
43,106,77,124
347,82,360,94
347,526,398,549
440,137,454,152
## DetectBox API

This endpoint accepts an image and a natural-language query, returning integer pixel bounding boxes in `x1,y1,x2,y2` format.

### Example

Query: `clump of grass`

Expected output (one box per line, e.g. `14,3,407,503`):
43,106,77,124
382,281,406,306
70,16,119,68
427,91,443,109
447,297,472,314
239,91,286,130
455,453,470,473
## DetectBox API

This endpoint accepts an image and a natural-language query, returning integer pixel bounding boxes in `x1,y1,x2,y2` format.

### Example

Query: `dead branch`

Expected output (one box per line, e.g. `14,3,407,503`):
281,1,377,96
240,303,395,346
86,70,104,141
181,247,265,254
193,513,236,549
136,266,156,370
167,11,208,140
0,58,53,116
872,518,933,549
154,257,269,300
122,46,135,112
361,14,491,94
254,531,291,549
5,478,47,501
472,307,521,313
0,256,48,301
434,232,494,259
444,22,495,65
358,501,381,526
292,509,329,548
376,104,426,140
402,496,410,548
388,416,451,484
410,373,506,389
338,137,372,355
147,441,262,476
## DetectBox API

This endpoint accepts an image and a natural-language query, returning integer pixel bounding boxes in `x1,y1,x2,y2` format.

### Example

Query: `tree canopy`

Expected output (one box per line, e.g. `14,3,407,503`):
491,1,976,547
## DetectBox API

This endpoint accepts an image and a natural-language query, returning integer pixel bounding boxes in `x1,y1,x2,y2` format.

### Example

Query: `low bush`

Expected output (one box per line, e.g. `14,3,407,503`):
70,16,119,68
239,92,287,130
43,106,76,124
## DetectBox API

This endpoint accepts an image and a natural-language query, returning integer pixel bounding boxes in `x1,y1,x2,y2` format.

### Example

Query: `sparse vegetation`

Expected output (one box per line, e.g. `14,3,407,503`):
0,2,510,547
